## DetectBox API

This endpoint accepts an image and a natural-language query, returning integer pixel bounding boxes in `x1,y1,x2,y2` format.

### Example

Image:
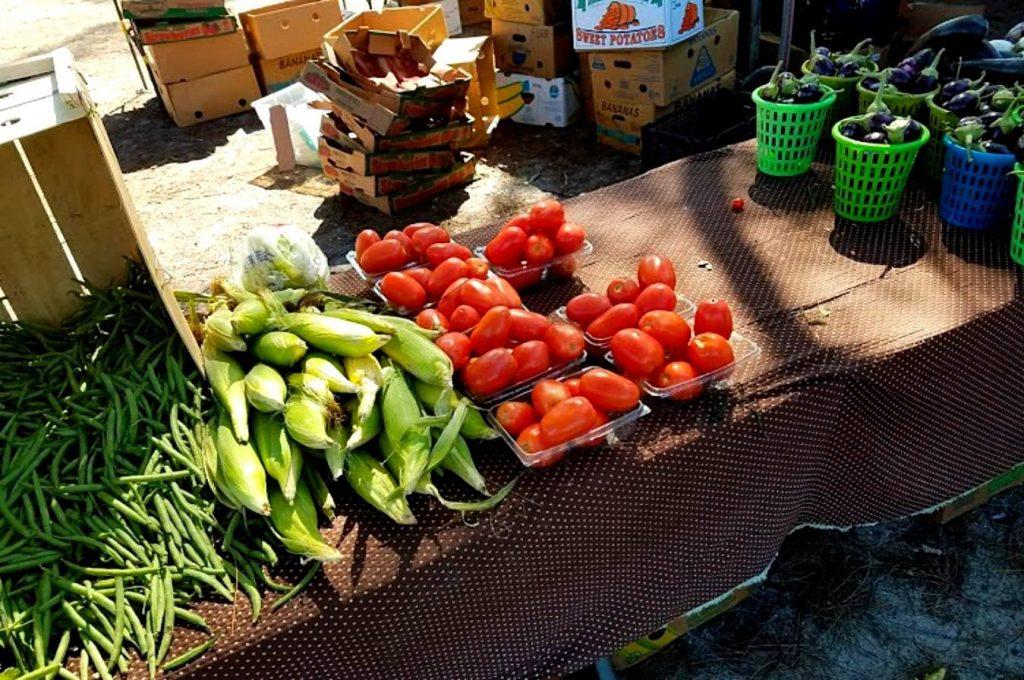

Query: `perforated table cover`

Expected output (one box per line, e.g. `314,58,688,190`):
168,141,1024,679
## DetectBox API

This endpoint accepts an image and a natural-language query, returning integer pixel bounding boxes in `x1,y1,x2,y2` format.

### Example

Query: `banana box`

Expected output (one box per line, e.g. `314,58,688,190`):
573,0,703,50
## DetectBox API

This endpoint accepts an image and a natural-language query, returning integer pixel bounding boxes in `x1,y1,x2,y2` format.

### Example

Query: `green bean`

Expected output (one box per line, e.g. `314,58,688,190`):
270,562,321,612
83,638,113,680
162,638,215,671
116,470,191,484
157,570,175,663
78,649,89,680
0,551,61,575
13,663,61,680
105,578,125,669
221,511,241,552
64,563,159,578
33,572,51,666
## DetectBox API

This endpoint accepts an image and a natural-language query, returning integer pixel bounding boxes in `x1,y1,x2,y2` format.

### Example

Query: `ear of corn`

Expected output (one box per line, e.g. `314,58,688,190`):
323,308,398,334
412,380,497,440
427,400,467,472
381,325,453,388
303,353,357,394
245,364,287,413
269,482,341,562
343,354,385,388
381,366,431,495
303,464,335,520
346,451,416,525
324,422,350,480
441,435,488,495
204,307,247,351
212,277,258,303
252,412,302,503
204,343,250,442
286,373,335,406
284,312,390,358
252,331,308,368
346,391,381,451
284,396,334,449
232,298,271,336
211,412,271,515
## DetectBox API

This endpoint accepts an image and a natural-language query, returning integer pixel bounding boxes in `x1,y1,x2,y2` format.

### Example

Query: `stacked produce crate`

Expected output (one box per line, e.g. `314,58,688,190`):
123,0,261,127
577,5,740,154
299,10,478,214
488,0,581,127
240,0,343,95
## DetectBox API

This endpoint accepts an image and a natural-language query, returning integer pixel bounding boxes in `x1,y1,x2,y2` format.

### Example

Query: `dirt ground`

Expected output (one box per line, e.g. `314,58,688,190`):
4,1,1024,678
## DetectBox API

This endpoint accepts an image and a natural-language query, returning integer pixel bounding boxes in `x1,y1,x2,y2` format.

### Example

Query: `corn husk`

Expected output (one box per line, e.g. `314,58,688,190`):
211,412,270,515
441,435,488,494
269,482,341,562
325,306,442,339
283,312,390,358
381,366,430,495
346,450,416,525
345,395,381,451
204,307,247,352
413,380,498,440
415,473,518,512
287,373,335,406
245,364,287,413
204,343,250,442
303,464,335,520
232,298,271,336
284,396,334,450
303,353,357,394
382,324,453,388
325,421,350,480
252,331,308,367
252,412,302,503
426,400,467,473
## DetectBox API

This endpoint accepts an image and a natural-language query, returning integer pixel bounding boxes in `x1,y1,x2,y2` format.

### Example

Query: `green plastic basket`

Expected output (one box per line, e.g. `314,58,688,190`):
752,85,837,177
831,118,930,223
801,60,877,128
856,81,937,118
1012,164,1024,266
922,94,958,181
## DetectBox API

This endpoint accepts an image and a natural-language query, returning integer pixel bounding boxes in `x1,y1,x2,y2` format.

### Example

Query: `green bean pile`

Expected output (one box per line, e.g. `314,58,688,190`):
0,267,300,679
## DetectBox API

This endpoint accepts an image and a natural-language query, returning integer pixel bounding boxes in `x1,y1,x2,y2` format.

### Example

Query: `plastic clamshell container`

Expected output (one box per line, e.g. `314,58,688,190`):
344,250,426,283
473,240,594,289
466,351,588,409
553,294,697,349
487,366,652,468
604,326,761,400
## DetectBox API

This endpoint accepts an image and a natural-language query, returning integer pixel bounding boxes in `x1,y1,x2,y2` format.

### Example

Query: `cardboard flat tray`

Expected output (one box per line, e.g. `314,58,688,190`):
322,158,465,196
335,154,476,214
318,135,456,175
324,108,475,152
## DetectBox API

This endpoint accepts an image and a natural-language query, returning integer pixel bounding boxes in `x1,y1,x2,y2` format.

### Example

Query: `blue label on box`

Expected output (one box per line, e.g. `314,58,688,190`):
690,44,716,86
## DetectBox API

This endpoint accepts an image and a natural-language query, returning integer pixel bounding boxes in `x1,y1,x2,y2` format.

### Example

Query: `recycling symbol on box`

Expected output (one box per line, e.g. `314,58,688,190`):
690,45,716,87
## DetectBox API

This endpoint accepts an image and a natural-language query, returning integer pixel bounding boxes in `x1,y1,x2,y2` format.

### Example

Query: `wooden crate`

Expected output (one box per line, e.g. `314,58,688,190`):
0,48,202,367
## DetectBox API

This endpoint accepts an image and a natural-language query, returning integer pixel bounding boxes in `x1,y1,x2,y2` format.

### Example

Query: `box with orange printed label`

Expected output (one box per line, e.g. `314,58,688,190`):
573,0,703,50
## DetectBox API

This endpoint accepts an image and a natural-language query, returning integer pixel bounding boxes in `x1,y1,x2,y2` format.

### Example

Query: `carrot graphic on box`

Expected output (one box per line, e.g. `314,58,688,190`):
679,1,698,32
595,1,639,30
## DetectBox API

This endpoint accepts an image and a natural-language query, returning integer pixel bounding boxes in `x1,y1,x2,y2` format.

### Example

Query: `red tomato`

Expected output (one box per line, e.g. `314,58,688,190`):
437,277,467,318
688,332,735,374
427,258,470,299
634,283,676,316
544,323,586,364
496,401,538,437
579,368,641,413
529,199,565,235
460,278,507,314
652,361,704,401
380,272,426,312
415,308,449,332
518,424,564,467
637,255,677,290
587,303,639,340
731,197,745,212
359,240,409,275
524,234,555,265
510,309,552,342
554,222,586,254
563,377,581,397
426,242,472,267
485,226,527,267
503,268,544,289
607,278,640,304
610,328,665,378
383,230,414,258
513,341,551,382
566,293,612,327
540,397,598,446
505,214,532,232
470,306,511,356
531,379,572,417
465,257,489,279
693,299,733,340
410,226,450,257
638,310,692,357
435,332,471,370
489,277,522,309
449,305,481,332
579,409,610,448
403,222,435,239
355,229,380,261
550,255,577,279
462,347,517,397
404,266,432,291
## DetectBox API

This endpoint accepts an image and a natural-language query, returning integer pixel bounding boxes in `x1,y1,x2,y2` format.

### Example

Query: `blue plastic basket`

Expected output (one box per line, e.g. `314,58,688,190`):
939,136,1018,231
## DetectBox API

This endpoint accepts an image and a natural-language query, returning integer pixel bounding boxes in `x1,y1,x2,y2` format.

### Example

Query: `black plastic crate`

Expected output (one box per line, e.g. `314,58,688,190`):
640,88,757,171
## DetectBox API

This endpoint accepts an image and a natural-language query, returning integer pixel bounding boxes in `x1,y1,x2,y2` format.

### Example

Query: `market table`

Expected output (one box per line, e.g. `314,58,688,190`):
174,140,1024,679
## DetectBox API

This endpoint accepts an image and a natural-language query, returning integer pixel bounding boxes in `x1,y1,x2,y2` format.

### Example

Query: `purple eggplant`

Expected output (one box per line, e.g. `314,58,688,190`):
794,83,824,103
982,141,1011,155
837,61,860,77
1015,135,1024,162
862,131,888,144
979,111,1001,127
862,77,881,92
869,112,895,132
839,122,863,140
912,48,945,93
945,89,980,114
978,83,1001,100
812,58,838,76
889,67,913,87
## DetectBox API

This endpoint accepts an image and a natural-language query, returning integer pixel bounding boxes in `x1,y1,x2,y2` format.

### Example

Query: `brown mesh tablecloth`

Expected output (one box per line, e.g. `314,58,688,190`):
174,141,1024,679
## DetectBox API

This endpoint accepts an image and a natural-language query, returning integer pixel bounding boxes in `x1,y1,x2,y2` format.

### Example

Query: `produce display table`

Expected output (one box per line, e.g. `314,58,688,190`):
176,140,1024,679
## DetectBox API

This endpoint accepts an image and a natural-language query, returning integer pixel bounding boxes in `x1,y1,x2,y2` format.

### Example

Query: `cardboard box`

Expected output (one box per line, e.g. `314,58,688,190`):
484,0,567,26
240,0,343,60
399,0,463,37
579,51,594,121
122,0,226,20
328,7,449,54
254,48,323,94
336,154,477,214
134,17,238,45
492,21,575,80
433,36,500,147
324,108,476,152
459,0,487,25
594,69,734,154
156,64,261,127
573,0,704,50
585,8,737,106
323,160,463,195
495,72,580,127
146,29,250,84
320,136,457,175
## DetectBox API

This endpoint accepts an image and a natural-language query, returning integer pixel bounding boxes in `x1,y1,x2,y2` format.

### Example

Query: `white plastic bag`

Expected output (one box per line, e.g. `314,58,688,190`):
252,83,328,168
235,225,330,292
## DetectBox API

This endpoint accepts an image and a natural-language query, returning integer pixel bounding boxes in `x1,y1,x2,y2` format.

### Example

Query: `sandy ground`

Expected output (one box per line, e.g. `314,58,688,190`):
4,1,1024,678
